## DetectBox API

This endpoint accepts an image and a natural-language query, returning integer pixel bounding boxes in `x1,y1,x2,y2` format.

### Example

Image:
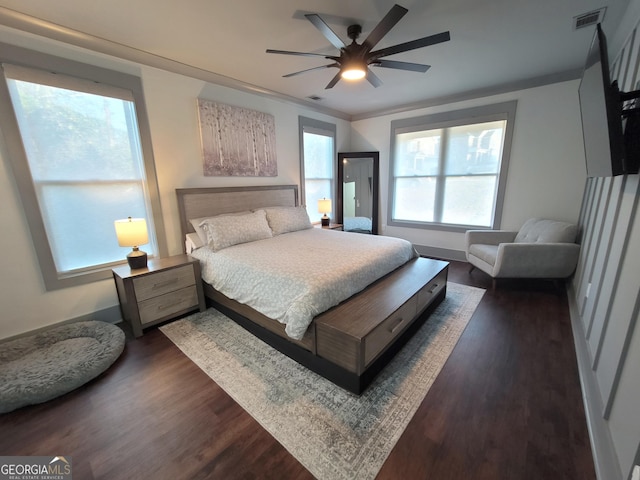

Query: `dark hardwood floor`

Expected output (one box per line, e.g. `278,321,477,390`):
0,261,596,480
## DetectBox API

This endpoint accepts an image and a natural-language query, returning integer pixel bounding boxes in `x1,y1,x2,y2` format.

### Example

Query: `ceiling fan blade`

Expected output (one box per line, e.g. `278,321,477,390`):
366,69,383,88
363,4,408,51
266,49,336,59
325,71,342,89
283,64,339,78
374,59,431,73
305,14,346,50
369,31,451,59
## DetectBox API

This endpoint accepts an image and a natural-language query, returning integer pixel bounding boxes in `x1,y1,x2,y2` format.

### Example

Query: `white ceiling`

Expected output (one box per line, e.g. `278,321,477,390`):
0,0,631,119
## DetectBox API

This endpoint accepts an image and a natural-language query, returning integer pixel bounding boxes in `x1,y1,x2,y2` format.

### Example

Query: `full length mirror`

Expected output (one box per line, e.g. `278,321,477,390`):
337,151,379,235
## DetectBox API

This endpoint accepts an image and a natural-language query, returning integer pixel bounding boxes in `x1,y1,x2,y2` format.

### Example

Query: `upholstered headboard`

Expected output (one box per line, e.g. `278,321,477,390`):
176,185,299,247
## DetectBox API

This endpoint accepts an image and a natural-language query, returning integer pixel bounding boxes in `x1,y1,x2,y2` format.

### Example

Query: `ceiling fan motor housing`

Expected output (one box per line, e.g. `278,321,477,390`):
347,24,363,41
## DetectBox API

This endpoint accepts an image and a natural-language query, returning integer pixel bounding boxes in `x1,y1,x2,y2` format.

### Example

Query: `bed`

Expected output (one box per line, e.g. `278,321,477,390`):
176,185,448,393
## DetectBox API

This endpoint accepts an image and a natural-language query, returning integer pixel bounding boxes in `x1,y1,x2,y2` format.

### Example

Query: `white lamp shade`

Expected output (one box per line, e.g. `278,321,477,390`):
318,198,332,214
114,217,149,247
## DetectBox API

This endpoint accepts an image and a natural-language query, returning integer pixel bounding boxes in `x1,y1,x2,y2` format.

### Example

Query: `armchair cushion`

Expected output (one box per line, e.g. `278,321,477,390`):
468,244,499,266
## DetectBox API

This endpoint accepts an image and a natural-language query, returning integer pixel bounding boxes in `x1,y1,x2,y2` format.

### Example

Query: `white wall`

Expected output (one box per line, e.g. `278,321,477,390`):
569,1,640,478
351,80,587,253
0,27,350,339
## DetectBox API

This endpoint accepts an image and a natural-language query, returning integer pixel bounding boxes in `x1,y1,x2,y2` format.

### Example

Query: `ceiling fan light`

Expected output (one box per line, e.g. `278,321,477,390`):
341,67,366,80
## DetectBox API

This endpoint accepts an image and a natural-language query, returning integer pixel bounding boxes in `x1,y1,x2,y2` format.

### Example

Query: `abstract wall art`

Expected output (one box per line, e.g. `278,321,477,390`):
197,99,277,177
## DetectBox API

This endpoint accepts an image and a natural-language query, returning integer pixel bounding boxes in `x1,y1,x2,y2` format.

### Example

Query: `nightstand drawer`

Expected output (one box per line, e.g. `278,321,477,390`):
133,265,195,301
138,285,199,325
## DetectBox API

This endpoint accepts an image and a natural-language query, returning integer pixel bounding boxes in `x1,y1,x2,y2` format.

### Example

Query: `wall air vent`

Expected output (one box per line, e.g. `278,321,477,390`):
573,7,606,30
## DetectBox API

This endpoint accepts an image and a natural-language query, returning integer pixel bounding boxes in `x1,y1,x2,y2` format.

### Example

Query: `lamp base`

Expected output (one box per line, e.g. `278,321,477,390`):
127,249,147,269
321,216,330,227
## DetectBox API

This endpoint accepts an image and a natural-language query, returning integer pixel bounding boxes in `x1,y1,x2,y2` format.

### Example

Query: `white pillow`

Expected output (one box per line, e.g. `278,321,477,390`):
199,209,272,252
189,211,252,244
264,206,312,235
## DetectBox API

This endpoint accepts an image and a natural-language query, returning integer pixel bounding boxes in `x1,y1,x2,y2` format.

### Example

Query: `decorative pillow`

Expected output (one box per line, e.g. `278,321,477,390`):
189,211,252,243
199,210,272,251
264,206,312,235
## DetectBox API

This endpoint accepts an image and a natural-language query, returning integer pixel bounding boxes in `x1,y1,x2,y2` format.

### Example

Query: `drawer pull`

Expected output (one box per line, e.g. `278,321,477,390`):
428,283,439,294
153,278,179,290
388,317,405,334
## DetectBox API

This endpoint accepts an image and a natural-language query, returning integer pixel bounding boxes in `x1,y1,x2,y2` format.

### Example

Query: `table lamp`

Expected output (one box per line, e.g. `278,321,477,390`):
318,198,332,227
114,217,149,269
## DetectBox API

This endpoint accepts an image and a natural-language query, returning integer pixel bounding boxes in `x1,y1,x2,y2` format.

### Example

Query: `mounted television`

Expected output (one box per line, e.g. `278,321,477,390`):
578,24,625,177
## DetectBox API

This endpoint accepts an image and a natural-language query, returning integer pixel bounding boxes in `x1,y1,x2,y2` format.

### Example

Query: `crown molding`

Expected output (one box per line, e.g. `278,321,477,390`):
0,6,352,121
350,69,583,121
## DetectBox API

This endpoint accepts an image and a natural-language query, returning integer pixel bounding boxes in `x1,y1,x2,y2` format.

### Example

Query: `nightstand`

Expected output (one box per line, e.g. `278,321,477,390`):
112,254,206,337
314,223,343,231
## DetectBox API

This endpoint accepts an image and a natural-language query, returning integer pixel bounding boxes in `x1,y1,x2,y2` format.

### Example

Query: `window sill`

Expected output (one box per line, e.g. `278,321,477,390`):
387,220,495,233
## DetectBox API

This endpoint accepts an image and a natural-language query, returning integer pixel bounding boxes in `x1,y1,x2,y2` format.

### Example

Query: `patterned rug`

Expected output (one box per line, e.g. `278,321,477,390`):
160,282,484,480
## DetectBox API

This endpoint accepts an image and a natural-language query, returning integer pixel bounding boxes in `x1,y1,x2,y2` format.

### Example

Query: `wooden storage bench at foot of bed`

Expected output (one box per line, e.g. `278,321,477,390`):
315,257,449,382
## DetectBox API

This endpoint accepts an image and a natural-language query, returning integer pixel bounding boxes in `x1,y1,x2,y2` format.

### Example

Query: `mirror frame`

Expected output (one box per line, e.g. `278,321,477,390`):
337,151,380,235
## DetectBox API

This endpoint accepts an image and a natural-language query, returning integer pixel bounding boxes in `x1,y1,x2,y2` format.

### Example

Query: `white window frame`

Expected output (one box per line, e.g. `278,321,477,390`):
298,116,336,221
388,101,517,232
0,43,167,290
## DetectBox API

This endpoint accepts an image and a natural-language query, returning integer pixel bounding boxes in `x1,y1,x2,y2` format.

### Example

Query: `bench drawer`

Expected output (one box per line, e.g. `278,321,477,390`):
416,270,447,314
364,295,417,367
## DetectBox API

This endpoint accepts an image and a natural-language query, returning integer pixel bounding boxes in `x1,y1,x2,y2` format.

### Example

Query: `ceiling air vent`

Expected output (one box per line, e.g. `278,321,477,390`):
573,7,606,30
307,95,323,101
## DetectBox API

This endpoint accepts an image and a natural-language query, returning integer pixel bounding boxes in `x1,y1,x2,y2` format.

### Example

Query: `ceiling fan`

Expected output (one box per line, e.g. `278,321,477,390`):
266,4,450,89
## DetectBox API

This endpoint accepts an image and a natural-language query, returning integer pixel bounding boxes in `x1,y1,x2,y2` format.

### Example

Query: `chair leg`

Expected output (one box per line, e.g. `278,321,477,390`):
468,264,475,274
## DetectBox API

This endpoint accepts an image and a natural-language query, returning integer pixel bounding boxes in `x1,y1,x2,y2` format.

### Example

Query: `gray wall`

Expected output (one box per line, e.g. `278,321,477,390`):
569,5,640,480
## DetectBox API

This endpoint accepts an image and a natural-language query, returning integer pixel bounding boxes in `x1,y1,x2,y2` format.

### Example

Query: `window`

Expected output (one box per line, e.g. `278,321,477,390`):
0,44,166,290
299,116,336,222
389,101,516,231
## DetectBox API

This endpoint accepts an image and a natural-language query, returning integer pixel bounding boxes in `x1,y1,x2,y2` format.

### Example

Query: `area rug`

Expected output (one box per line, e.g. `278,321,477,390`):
160,282,484,480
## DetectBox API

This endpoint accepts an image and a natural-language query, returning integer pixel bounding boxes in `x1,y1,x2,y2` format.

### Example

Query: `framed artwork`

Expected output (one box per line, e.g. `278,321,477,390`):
197,99,277,176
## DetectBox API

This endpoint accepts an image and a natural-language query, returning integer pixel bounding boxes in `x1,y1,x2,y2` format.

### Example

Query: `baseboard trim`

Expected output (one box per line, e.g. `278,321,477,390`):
0,305,122,343
414,244,466,262
567,283,622,480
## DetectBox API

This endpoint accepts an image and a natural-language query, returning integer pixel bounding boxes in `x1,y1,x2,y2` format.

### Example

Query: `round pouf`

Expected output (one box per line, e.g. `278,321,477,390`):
0,321,125,414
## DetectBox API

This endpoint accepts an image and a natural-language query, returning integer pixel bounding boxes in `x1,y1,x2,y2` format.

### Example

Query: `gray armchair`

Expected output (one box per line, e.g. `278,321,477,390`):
465,218,580,287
